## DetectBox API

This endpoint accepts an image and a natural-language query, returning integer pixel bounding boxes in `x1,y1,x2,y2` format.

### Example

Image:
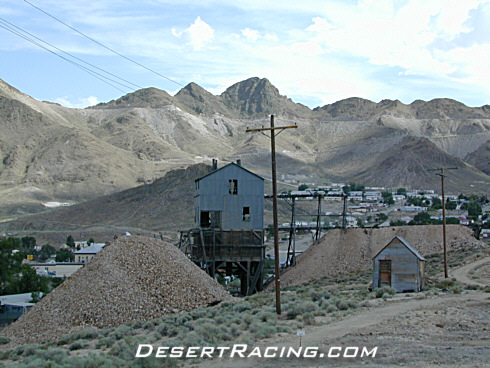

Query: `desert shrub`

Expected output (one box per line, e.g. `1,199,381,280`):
57,328,99,346
337,300,350,311
9,344,43,359
322,301,337,313
0,337,10,345
194,322,231,343
250,322,278,339
9,347,69,366
68,341,88,351
241,312,254,326
95,335,117,349
72,354,124,368
229,323,241,338
181,331,205,346
143,320,158,330
436,278,455,290
255,310,277,323
131,320,144,329
302,312,316,325
233,301,252,313
452,286,463,294
131,355,178,368
110,325,135,340
375,286,396,298
110,339,138,361
285,300,319,319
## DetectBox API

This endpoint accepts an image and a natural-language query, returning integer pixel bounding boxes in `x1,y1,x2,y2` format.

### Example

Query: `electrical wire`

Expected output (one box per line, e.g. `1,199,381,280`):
0,17,142,92
0,20,128,93
24,0,184,87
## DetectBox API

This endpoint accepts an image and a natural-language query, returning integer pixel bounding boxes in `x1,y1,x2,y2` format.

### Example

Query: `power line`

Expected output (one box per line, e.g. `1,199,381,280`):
0,20,129,93
0,18,141,92
24,0,185,87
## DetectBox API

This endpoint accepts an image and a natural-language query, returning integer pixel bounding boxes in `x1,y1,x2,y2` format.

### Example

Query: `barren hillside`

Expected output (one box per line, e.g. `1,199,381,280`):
0,76,488,222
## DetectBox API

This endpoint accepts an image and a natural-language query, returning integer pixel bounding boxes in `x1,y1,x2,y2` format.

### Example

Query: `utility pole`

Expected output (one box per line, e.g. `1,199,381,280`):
246,115,297,314
428,167,458,278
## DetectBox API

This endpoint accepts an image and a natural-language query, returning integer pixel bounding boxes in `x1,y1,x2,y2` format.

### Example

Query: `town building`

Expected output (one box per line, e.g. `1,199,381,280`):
74,243,106,263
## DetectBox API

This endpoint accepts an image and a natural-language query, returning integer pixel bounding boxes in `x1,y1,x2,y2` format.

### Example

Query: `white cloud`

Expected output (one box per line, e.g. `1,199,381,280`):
265,33,278,42
241,28,260,41
55,96,99,108
172,16,214,51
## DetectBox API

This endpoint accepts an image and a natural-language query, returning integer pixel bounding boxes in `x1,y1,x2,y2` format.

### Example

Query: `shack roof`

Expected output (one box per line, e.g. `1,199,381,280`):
372,236,426,261
195,162,264,182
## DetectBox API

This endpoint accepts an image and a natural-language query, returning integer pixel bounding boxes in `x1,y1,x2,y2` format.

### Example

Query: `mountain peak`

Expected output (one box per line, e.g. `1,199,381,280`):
94,87,174,109
175,82,230,116
220,77,311,118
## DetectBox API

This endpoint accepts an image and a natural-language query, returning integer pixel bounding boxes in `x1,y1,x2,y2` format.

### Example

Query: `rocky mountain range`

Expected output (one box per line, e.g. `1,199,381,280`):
0,76,488,226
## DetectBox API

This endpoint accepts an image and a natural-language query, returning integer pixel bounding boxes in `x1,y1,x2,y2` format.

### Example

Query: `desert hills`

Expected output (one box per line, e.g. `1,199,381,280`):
0,76,488,224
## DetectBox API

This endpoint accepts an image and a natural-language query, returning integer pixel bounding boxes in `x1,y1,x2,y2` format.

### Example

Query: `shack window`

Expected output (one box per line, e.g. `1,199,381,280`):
229,179,238,195
242,207,250,222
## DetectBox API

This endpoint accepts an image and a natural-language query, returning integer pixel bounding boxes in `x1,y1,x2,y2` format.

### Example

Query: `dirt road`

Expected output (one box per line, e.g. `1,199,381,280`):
449,256,489,287
193,256,490,368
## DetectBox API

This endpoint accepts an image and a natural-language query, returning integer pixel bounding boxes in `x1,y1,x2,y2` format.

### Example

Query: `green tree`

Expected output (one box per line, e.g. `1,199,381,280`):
431,197,442,209
467,202,482,219
445,199,457,210
87,238,95,246
66,235,75,248
55,249,74,263
14,266,49,295
1,237,50,295
382,192,394,205
298,184,309,191
396,188,407,195
21,236,36,249
39,244,55,261
446,217,460,224
414,212,431,225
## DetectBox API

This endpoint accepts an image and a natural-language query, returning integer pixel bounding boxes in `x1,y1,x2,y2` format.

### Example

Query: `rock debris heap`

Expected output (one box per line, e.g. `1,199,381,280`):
280,225,488,288
3,236,232,345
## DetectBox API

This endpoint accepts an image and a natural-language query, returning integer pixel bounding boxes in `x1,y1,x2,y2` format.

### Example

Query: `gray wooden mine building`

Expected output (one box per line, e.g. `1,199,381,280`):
372,236,426,292
180,160,265,295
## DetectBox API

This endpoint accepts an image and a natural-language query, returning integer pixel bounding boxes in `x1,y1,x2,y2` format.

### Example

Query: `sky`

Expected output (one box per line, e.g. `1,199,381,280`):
1,0,490,109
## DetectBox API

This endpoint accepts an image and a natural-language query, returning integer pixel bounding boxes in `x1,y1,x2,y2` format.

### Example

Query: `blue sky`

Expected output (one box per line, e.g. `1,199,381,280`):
1,0,490,108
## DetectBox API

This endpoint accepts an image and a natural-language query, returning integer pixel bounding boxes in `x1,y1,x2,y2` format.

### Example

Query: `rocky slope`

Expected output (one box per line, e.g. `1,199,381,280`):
2,236,233,345
0,76,488,221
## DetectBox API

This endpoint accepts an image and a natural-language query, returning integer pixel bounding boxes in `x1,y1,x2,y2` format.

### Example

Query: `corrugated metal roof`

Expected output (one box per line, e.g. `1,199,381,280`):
372,236,426,261
196,162,264,182
74,243,105,255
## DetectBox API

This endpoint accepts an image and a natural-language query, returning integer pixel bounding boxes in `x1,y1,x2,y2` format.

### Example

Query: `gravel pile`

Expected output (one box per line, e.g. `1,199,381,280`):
280,225,487,288
2,236,232,345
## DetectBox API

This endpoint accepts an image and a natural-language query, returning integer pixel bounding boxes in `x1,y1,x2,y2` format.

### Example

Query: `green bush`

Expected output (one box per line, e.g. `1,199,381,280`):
436,278,455,290
285,300,319,319
375,286,396,298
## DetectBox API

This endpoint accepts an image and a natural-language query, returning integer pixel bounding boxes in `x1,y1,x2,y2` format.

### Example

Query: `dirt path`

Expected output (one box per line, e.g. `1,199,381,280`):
193,255,490,368
192,291,488,368
449,256,490,287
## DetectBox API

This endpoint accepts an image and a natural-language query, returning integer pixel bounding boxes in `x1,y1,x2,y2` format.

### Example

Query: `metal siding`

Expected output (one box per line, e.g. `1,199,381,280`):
196,164,263,230
373,238,423,292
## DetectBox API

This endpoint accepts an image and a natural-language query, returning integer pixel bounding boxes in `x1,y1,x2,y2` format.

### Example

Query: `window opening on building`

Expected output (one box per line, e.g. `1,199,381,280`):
242,207,250,222
229,179,238,195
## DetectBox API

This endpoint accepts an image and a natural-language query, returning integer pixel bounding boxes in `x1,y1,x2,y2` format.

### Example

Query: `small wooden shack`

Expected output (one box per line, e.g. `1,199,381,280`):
372,236,425,292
